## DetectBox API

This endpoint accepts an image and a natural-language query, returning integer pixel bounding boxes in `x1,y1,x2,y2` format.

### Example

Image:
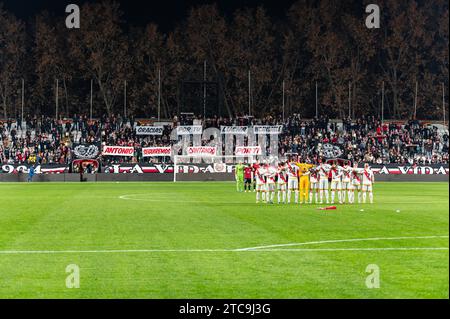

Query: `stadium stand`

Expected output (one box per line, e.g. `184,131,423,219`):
0,114,448,166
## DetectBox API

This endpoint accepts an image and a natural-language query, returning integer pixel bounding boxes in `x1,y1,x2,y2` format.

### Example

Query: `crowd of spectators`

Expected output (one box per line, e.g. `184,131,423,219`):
278,115,448,165
1,113,448,167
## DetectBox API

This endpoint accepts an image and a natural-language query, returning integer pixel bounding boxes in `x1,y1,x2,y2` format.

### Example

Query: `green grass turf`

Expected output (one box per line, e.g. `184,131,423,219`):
0,181,448,299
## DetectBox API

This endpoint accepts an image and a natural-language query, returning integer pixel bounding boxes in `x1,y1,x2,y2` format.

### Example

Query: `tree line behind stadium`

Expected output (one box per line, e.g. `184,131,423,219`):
0,0,448,120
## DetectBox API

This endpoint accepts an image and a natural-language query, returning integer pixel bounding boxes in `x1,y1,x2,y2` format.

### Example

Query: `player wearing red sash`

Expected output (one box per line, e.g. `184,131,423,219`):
252,161,259,191
255,164,267,203
277,162,288,204
361,163,375,204
286,161,299,204
309,167,319,203
265,163,277,204
317,161,331,204
341,163,352,203
350,163,363,203
330,164,343,204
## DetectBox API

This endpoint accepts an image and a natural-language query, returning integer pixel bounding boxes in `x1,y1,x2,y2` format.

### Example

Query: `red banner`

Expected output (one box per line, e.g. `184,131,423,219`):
102,146,134,156
235,146,262,156
142,147,171,157
186,147,217,156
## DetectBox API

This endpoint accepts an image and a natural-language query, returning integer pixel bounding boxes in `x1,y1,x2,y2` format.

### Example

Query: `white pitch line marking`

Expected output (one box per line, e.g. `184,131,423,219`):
0,249,230,254
235,235,450,251
248,247,448,252
0,236,447,254
118,194,256,205
0,248,447,254
118,194,207,203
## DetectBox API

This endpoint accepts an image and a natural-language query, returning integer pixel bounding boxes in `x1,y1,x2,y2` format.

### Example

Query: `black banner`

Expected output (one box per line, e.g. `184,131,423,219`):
320,143,344,159
72,143,101,159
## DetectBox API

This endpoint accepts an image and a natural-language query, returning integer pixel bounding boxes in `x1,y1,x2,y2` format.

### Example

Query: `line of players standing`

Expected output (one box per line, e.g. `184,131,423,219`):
238,160,375,205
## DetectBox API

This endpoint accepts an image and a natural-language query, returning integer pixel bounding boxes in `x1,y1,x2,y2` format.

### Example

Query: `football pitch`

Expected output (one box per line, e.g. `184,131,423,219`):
0,181,448,299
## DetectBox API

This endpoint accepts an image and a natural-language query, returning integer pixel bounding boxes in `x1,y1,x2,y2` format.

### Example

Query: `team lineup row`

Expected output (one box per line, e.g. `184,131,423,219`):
235,161,375,205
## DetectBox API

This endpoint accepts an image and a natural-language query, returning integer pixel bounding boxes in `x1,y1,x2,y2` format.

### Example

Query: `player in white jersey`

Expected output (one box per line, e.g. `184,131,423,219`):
361,163,375,204
265,163,277,204
317,162,331,204
255,165,267,203
349,163,363,204
329,164,343,204
286,161,299,204
277,162,288,204
341,164,352,203
309,167,319,204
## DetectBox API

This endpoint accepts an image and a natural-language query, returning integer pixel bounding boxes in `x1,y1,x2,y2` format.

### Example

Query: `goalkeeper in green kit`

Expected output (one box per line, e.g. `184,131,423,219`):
235,161,245,192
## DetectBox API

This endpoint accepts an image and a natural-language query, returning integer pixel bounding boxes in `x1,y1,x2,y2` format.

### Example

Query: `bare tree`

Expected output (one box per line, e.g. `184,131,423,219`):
67,1,129,116
33,12,75,117
306,2,349,117
0,0,445,120
0,4,26,119
184,4,233,117
378,0,430,118
228,6,278,115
